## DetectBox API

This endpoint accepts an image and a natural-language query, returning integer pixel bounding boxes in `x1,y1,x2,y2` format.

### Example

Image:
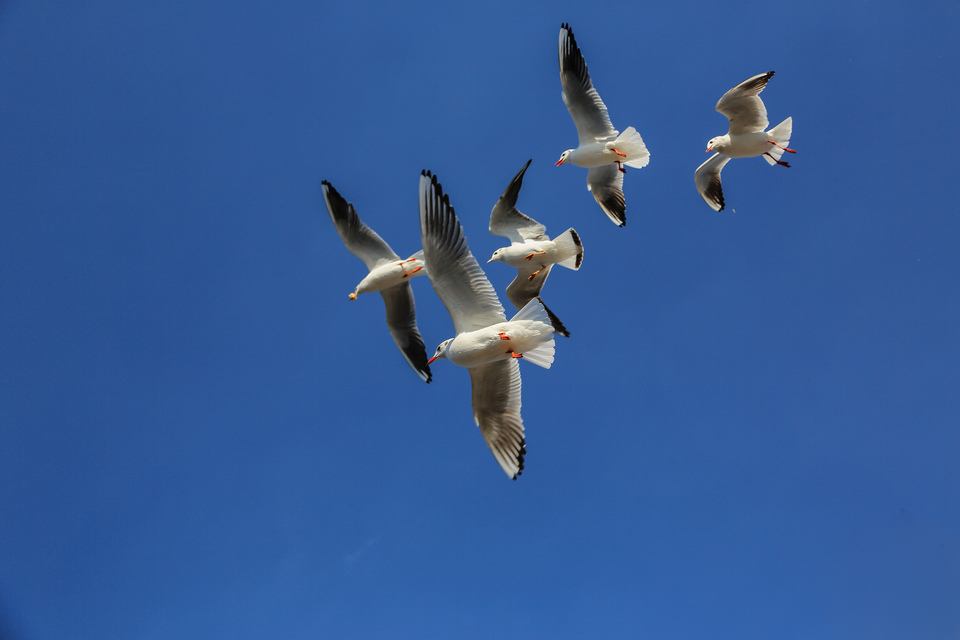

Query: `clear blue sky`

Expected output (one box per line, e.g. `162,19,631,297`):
1,2,958,639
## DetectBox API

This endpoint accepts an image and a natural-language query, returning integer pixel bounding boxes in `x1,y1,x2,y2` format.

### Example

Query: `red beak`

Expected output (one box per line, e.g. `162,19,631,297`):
706,147,712,152
426,355,438,365
555,158,564,166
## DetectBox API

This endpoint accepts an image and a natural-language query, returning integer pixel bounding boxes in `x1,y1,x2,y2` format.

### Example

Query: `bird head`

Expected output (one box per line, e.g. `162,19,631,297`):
426,339,453,365
555,150,572,166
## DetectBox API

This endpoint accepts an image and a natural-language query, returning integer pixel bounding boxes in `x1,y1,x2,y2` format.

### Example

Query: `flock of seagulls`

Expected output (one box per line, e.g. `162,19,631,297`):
323,24,795,479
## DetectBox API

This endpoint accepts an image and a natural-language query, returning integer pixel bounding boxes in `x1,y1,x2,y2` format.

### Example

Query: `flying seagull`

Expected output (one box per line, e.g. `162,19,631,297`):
487,159,583,337
419,170,556,479
322,180,431,383
555,22,650,227
695,71,796,211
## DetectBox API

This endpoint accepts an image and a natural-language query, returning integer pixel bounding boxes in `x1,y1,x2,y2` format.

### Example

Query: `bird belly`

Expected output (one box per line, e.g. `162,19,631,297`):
725,132,772,158
499,242,554,268
355,262,405,295
447,322,551,367
569,142,617,168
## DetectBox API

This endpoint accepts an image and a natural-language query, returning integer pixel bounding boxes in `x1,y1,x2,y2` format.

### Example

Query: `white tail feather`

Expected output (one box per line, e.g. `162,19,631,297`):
510,296,551,325
763,117,793,165
613,126,651,169
520,338,555,369
553,228,583,270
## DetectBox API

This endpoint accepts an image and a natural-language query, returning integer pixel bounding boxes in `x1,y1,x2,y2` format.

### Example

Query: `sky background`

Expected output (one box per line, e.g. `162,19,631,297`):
1,2,958,638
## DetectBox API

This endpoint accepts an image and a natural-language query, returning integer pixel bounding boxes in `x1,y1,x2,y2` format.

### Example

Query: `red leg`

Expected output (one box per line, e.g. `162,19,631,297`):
527,268,542,281
402,266,423,278
498,332,510,341
616,161,626,174
509,350,523,359
611,147,627,157
524,250,547,261
768,140,797,154
764,152,791,167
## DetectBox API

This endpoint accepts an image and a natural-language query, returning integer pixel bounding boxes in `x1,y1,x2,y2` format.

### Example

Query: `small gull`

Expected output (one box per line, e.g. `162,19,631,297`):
695,71,796,212
322,180,431,383
487,159,583,337
555,23,650,227
419,170,556,479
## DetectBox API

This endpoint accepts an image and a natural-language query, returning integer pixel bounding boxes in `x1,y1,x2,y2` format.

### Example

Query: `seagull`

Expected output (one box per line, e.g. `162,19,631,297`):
419,170,556,479
322,180,432,383
695,71,796,212
487,159,583,338
556,22,650,227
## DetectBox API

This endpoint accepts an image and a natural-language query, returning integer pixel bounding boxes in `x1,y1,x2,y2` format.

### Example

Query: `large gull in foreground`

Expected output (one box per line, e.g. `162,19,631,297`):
419,170,556,479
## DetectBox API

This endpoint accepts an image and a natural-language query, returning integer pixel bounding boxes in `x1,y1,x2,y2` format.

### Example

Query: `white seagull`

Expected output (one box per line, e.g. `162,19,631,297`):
487,159,583,338
322,180,432,383
556,22,650,227
419,170,556,479
695,71,796,212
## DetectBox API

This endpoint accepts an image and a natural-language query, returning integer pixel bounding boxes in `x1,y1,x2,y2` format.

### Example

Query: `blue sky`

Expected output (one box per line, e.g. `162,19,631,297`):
1,2,958,638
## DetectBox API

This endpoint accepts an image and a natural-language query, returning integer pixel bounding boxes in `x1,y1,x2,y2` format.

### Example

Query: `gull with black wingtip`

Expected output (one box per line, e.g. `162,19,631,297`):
695,71,796,212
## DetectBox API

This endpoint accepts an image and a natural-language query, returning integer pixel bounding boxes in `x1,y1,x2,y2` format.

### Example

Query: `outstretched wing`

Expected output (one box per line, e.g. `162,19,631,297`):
559,23,618,145
587,164,626,226
694,153,731,212
322,180,400,270
489,159,547,243
419,171,506,334
380,283,431,383
716,71,775,136
469,359,525,479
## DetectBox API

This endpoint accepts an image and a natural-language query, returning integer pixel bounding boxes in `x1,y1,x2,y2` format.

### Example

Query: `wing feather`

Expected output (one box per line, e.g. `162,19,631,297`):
559,23,617,145
469,359,525,479
322,180,399,270
380,283,431,382
489,160,547,243
419,171,506,334
716,71,775,136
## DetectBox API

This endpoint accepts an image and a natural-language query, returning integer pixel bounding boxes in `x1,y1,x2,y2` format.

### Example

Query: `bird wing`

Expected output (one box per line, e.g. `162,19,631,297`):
380,283,431,383
419,171,506,335
559,23,618,145
322,180,400,270
586,164,626,226
489,159,547,243
694,152,731,212
716,71,775,136
505,263,551,312
469,358,525,479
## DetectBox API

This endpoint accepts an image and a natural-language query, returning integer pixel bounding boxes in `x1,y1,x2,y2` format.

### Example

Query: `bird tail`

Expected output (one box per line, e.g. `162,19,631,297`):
614,126,651,169
405,249,427,274
763,117,793,165
509,297,555,369
553,228,583,270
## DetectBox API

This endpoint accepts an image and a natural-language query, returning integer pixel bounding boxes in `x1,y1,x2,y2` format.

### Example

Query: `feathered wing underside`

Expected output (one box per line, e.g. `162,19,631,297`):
559,23,617,145
469,358,525,479
380,283,431,383
716,71,775,136
694,153,731,212
419,171,505,334
489,159,547,243
322,180,400,270
587,164,626,226
505,265,570,338
538,298,570,338
506,263,551,311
